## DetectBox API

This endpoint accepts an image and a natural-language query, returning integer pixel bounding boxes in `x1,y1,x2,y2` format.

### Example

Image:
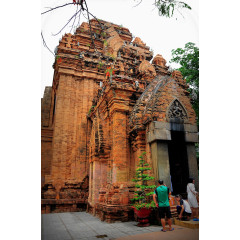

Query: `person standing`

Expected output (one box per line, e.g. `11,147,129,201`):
153,180,174,232
175,194,192,221
187,178,199,220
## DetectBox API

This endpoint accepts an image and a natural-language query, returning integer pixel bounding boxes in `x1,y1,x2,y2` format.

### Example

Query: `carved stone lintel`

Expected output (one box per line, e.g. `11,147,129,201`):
167,99,188,121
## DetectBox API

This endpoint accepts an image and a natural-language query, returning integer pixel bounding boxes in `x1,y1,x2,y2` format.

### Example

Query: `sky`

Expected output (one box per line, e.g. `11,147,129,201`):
41,0,199,97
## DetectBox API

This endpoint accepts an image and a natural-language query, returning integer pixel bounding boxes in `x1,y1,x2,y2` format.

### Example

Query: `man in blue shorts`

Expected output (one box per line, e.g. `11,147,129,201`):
153,180,174,232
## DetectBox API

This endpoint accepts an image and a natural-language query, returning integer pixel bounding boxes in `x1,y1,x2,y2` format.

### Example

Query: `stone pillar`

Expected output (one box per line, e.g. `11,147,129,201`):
88,162,93,203
186,143,199,191
150,141,159,183
89,160,108,205
151,141,171,189
112,111,128,183
92,161,101,204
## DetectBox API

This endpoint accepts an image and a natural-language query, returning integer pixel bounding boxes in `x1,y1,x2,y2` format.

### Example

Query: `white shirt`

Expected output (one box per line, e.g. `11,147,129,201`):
181,199,192,214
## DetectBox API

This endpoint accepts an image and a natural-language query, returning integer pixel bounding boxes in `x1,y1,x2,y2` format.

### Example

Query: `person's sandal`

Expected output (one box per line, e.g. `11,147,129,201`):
161,229,167,232
169,228,175,231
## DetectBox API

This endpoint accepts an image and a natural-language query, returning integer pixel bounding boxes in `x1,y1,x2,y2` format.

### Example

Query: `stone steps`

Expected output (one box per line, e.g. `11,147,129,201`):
170,205,178,218
174,218,199,229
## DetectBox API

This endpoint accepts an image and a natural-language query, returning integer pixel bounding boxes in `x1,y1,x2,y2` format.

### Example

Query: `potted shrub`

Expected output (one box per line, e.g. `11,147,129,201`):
130,152,156,227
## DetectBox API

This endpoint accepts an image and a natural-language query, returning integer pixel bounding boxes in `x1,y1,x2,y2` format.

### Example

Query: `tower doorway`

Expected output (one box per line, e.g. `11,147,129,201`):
168,130,189,195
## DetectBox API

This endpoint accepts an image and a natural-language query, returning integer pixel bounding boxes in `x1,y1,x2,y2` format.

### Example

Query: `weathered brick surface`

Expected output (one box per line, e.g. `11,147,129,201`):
41,131,53,185
129,72,195,132
41,19,198,220
41,87,53,187
41,87,52,127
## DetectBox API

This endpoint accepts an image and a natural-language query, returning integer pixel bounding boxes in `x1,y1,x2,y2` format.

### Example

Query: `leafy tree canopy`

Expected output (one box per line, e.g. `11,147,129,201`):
153,0,191,18
134,0,191,18
170,42,199,124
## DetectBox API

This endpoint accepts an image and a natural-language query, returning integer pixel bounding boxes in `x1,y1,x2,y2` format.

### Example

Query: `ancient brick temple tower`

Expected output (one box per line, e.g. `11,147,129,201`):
41,19,199,221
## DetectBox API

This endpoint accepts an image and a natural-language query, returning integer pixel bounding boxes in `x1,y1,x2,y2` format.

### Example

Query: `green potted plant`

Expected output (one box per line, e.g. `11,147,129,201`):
131,152,156,227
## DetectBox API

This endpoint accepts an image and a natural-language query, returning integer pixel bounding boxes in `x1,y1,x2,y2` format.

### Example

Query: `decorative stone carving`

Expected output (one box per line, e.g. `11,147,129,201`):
65,33,73,48
106,26,124,58
152,54,167,67
138,60,156,77
167,99,188,120
133,37,146,47
172,70,183,79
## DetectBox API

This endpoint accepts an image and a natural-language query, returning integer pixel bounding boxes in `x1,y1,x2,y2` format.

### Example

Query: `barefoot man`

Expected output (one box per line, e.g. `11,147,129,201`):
153,180,174,232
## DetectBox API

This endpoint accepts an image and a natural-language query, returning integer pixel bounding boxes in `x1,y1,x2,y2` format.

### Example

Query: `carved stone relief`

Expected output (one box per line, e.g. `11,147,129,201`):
167,99,188,120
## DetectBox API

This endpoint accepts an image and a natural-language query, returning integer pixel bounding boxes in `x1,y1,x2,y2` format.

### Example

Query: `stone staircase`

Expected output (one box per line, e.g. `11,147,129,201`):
170,205,178,218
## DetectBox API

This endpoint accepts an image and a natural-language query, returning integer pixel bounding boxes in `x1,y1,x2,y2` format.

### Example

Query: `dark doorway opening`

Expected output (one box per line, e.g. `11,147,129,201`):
168,130,189,195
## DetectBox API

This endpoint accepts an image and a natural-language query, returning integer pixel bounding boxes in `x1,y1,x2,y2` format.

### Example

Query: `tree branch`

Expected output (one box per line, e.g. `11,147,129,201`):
52,8,82,36
41,32,55,56
41,3,75,15
84,0,97,51
70,5,80,33
133,0,143,8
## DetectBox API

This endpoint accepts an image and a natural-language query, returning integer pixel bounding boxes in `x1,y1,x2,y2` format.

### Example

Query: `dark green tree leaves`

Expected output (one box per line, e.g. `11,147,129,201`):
154,0,191,18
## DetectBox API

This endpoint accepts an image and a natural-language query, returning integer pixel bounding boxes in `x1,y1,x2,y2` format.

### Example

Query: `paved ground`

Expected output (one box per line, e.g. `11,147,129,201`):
42,212,199,240
115,227,199,240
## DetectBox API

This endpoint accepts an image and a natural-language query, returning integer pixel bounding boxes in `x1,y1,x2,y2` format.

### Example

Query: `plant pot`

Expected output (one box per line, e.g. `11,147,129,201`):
133,207,152,227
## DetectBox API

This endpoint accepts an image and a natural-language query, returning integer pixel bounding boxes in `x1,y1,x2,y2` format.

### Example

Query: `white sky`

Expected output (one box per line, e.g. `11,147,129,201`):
41,0,199,97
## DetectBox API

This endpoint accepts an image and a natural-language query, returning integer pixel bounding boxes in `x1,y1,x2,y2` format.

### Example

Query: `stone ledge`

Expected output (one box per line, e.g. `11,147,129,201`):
184,124,198,133
185,132,199,143
147,129,171,142
149,121,170,131
41,199,87,204
174,218,199,229
149,121,198,133
147,121,198,143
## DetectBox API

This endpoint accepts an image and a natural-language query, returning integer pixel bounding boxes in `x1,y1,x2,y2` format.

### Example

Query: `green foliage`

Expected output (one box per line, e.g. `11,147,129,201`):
88,105,96,115
98,61,104,69
154,0,191,18
132,201,156,211
101,31,107,38
130,152,156,210
103,40,108,47
170,42,199,125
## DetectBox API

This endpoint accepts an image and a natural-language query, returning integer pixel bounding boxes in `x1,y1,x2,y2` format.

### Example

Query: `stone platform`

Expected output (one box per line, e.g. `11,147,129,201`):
174,218,199,229
42,212,199,240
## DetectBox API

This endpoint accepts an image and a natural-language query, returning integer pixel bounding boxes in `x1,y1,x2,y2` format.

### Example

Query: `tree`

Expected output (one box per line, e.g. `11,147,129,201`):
153,0,191,17
170,42,199,125
130,152,156,210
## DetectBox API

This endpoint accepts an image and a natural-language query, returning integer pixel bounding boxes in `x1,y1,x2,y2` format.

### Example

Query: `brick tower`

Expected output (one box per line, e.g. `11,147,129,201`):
41,19,199,221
